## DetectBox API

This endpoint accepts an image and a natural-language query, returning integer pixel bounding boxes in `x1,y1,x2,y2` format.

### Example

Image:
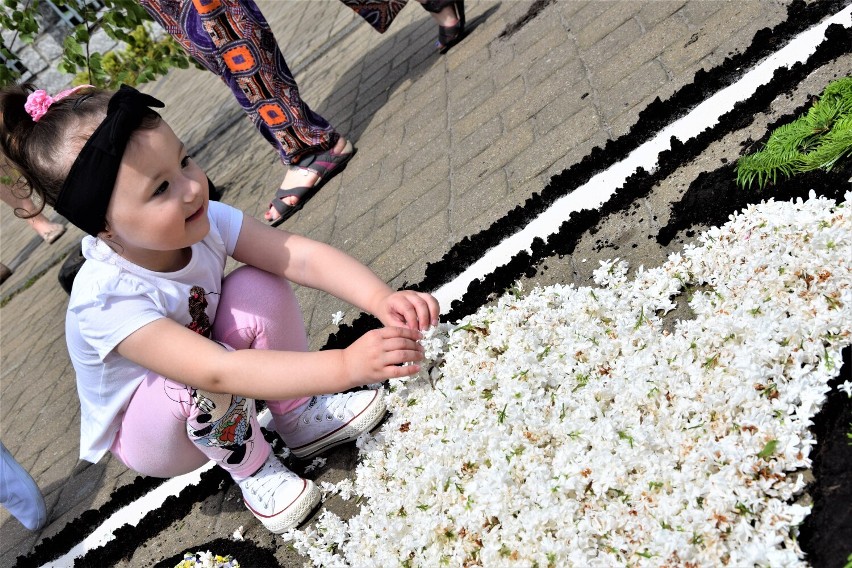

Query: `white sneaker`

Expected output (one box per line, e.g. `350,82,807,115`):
237,452,320,534
277,390,387,459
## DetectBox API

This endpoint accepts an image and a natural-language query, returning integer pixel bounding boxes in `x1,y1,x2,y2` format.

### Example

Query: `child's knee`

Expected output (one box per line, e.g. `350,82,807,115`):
222,265,295,303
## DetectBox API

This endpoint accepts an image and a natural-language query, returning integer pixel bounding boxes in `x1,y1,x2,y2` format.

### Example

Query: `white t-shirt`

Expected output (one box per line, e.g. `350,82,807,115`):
66,201,243,463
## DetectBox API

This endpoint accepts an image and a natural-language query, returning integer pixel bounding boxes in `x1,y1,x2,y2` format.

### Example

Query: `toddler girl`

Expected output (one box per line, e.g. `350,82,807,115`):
0,84,439,533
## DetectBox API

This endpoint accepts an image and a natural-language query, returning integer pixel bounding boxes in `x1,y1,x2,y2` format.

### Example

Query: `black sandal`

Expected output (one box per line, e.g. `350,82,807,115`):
267,140,356,227
420,0,466,54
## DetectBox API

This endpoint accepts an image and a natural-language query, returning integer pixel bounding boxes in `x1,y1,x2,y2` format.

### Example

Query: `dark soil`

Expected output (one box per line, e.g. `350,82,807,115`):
800,347,852,568
657,160,852,246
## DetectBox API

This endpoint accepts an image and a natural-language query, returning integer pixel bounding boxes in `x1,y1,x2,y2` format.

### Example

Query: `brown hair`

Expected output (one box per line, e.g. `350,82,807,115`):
0,84,111,215
0,84,160,228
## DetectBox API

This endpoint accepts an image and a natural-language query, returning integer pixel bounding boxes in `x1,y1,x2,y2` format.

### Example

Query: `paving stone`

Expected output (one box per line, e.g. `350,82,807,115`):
507,108,602,188
504,57,588,132
598,59,671,124
635,0,688,30
574,0,641,50
451,77,525,142
453,121,534,195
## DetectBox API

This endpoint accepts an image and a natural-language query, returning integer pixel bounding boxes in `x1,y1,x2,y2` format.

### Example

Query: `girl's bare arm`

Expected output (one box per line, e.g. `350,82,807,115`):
231,215,440,328
115,317,424,398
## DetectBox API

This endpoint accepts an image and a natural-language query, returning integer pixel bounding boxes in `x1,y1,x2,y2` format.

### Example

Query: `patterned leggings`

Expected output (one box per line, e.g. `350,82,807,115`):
139,0,337,165
109,266,310,481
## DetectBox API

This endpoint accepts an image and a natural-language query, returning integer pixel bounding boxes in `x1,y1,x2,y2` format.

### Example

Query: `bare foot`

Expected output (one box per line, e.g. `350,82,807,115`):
265,136,350,223
418,1,460,27
29,215,66,244
431,5,459,27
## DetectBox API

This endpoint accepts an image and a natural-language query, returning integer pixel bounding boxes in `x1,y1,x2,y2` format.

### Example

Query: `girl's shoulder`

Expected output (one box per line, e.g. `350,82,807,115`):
206,200,243,255
71,237,171,310
70,249,163,309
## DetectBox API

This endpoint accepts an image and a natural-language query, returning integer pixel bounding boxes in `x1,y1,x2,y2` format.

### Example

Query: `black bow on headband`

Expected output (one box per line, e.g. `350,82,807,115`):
54,85,165,236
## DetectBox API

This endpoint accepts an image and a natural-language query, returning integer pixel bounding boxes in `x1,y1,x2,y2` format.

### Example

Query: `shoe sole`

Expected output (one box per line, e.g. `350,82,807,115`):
289,390,387,459
244,478,321,534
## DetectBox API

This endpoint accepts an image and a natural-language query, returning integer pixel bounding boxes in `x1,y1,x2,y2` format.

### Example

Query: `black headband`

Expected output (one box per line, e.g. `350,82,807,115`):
55,85,164,236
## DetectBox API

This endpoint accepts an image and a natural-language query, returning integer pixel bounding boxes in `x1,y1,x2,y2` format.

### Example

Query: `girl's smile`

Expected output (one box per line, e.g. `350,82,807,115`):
104,120,210,272
185,203,206,223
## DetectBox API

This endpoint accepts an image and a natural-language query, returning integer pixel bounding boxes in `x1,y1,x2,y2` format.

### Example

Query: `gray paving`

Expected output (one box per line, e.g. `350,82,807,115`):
2,0,831,565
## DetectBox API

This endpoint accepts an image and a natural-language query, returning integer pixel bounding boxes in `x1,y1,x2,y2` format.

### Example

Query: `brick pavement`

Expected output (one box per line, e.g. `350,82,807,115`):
1,0,813,564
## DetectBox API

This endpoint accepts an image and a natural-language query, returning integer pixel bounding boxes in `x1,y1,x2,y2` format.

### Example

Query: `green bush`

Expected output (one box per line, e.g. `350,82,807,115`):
1,0,200,88
736,76,852,189
72,24,196,89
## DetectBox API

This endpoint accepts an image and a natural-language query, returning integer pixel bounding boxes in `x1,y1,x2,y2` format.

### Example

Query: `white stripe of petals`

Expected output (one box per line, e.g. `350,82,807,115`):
286,191,851,568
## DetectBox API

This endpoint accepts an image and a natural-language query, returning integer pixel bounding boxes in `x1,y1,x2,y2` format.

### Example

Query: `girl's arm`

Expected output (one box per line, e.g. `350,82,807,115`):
232,214,440,330
115,316,425,398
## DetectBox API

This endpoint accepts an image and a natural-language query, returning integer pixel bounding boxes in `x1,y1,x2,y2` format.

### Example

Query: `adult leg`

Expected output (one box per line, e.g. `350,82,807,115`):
138,0,351,222
212,266,387,459
418,0,465,54
0,441,47,531
1,159,65,243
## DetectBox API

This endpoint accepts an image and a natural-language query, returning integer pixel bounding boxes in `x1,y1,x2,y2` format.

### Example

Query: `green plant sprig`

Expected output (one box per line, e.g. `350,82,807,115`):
736,76,852,190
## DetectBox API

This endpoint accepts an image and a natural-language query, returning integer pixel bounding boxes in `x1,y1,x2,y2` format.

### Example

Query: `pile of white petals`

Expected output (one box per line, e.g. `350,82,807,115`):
286,192,851,567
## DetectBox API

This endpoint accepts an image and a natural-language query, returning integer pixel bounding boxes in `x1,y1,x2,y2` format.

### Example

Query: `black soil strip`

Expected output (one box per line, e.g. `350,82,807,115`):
417,0,848,296
12,475,166,568
657,160,851,247
70,467,232,568
799,347,852,568
31,427,293,567
442,21,852,321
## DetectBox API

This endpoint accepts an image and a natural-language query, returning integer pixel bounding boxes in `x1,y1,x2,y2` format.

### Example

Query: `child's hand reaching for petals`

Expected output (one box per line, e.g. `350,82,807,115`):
375,290,440,331
342,327,426,385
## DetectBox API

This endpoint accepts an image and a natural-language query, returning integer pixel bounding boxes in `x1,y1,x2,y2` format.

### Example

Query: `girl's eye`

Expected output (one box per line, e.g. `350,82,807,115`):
153,182,168,196
181,155,193,168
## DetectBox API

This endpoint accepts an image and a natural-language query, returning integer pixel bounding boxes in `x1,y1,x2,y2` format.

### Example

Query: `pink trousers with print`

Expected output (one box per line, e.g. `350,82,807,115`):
110,266,310,481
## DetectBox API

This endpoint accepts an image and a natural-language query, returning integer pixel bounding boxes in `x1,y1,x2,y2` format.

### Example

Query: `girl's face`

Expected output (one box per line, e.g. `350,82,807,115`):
103,120,210,272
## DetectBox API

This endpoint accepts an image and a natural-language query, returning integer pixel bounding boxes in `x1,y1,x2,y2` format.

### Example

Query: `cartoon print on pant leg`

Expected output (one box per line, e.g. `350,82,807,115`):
188,390,255,466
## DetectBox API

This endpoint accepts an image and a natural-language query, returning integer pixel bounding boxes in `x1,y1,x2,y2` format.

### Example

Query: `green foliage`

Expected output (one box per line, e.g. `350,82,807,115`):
73,24,196,89
736,76,852,189
1,0,200,88
0,0,42,86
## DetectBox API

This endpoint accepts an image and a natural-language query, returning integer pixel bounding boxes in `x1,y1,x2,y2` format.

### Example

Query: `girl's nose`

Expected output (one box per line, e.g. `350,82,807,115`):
183,175,203,201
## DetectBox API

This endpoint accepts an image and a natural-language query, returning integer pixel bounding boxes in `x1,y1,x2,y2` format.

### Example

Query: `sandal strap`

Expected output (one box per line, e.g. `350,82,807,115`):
296,139,354,180
275,185,312,201
267,141,356,223
271,185,311,216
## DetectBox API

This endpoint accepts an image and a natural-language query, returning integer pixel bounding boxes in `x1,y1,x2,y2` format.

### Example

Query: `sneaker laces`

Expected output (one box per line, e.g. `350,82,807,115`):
299,393,353,424
241,459,298,508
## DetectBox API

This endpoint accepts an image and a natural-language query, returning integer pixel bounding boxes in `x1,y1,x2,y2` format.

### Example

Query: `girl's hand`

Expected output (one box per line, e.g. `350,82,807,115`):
375,290,440,331
342,327,426,385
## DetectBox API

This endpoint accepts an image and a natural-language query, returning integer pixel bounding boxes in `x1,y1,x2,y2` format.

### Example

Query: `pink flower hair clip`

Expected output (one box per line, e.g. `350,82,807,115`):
24,85,94,122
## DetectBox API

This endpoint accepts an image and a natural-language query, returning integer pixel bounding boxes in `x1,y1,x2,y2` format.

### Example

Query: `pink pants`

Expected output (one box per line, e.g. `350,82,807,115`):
110,266,310,481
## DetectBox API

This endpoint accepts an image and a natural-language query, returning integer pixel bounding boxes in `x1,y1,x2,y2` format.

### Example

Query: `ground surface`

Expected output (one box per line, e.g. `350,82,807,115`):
1,1,850,566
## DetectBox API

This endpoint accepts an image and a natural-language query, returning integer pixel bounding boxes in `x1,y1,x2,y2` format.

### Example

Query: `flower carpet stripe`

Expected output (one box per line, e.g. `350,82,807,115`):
431,5,852,311
287,193,852,566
